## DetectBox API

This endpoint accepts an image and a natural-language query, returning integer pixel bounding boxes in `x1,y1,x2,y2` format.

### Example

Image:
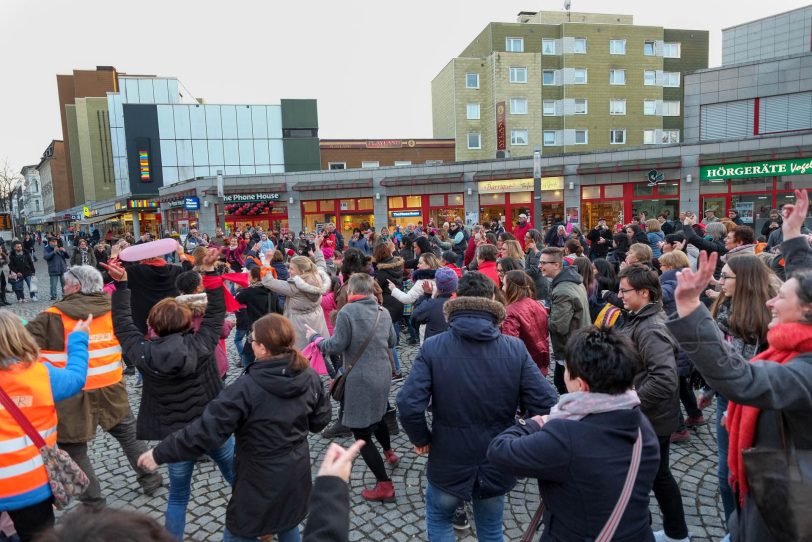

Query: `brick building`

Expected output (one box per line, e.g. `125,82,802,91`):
319,138,455,170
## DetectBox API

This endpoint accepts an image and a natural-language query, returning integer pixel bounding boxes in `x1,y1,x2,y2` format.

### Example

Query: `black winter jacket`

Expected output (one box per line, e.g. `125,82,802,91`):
373,256,404,324
235,284,283,326
410,293,452,339
153,355,331,538
111,280,225,441
8,250,35,277
586,227,612,259
124,262,184,334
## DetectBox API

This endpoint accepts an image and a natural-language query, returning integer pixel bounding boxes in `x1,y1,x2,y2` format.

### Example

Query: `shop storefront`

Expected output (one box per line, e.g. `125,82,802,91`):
301,197,374,237
476,177,564,228
700,158,812,233
222,192,288,234
114,198,163,236
580,178,679,232
164,197,201,237
387,194,465,229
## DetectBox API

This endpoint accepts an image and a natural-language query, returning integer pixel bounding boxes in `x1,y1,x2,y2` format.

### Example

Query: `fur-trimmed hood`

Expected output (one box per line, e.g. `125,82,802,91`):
375,256,404,270
175,293,208,316
444,296,506,325
291,268,332,296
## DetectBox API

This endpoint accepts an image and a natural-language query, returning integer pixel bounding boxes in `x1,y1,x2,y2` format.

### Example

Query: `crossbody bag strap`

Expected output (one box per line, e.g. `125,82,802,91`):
595,427,643,542
0,385,47,449
341,306,382,379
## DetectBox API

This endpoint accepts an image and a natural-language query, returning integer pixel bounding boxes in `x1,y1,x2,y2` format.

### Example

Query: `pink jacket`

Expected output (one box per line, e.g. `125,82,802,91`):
321,292,337,335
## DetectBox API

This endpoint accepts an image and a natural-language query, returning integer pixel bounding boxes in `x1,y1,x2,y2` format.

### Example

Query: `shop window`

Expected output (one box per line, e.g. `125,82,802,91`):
481,193,506,205
582,186,601,199
701,180,729,194
449,193,464,205
388,196,404,208
319,200,334,211
511,192,532,204
633,183,655,197
604,184,624,198
429,194,446,206
777,175,812,191
731,177,772,192
405,195,422,207
302,201,318,213
340,199,356,211
658,182,679,195
357,198,373,210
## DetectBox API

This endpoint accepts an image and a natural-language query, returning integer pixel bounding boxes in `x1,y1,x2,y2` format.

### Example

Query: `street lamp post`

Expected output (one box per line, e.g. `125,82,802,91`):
216,170,225,234
533,147,543,230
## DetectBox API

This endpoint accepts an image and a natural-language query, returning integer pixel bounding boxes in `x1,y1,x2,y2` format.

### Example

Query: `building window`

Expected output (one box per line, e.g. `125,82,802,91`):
543,131,558,146
328,162,346,170
609,69,626,85
573,68,587,84
662,129,680,143
662,100,681,116
506,37,524,52
511,129,529,146
574,130,588,144
542,39,556,55
574,99,587,114
361,161,379,168
466,73,479,89
663,42,681,58
394,161,412,166
467,133,481,149
510,98,528,114
542,70,557,85
610,99,627,115
573,38,587,53
644,70,657,86
644,100,658,115
467,103,481,120
644,41,656,56
509,67,528,83
609,39,626,55
543,100,557,116
610,129,626,144
663,72,681,87
643,130,657,145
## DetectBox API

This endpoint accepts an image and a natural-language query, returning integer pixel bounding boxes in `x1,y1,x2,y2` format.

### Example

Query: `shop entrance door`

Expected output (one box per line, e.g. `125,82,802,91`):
178,220,189,241
581,201,624,231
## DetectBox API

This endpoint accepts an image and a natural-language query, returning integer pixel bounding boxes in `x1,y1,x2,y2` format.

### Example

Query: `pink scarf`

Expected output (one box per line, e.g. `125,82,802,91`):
549,390,640,421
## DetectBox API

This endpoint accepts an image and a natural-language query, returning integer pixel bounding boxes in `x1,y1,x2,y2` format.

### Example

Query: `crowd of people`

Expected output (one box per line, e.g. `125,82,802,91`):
0,190,809,542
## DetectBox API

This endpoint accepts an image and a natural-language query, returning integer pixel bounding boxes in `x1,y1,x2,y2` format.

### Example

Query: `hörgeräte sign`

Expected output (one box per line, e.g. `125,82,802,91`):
700,158,812,181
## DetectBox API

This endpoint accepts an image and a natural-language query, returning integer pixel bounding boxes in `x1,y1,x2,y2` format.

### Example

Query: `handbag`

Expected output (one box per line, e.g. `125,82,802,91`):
0,386,89,509
29,276,38,294
521,428,642,542
742,412,812,541
329,307,382,401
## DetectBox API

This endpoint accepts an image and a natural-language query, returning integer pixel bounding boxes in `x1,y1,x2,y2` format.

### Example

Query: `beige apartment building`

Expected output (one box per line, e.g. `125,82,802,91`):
65,97,116,204
433,11,709,161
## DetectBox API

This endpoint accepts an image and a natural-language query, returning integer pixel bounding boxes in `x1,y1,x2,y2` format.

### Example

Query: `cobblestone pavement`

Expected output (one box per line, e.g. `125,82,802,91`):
9,255,727,541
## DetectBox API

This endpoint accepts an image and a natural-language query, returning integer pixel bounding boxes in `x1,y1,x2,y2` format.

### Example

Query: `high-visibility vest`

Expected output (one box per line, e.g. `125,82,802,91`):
0,363,58,499
38,307,122,391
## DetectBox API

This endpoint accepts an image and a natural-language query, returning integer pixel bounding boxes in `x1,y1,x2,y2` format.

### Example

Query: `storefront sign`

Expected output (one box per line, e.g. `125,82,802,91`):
391,211,422,218
496,101,506,151
366,140,404,149
184,197,200,211
167,200,185,209
700,158,812,181
478,178,533,194
540,177,564,191
736,202,754,224
223,193,281,203
116,199,160,211
647,169,664,187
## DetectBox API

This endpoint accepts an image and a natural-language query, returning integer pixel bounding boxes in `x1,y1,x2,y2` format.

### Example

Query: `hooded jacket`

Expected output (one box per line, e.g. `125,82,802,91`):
174,293,235,378
373,256,405,324
153,355,331,539
397,296,558,500
124,262,184,335
410,293,453,340
111,279,225,441
548,266,591,355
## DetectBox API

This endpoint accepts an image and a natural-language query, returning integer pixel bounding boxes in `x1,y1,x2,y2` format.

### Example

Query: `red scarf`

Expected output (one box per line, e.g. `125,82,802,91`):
201,273,248,313
727,322,812,505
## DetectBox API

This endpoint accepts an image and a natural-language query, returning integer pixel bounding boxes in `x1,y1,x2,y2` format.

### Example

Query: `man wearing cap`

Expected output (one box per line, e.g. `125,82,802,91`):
513,213,532,250
27,265,163,509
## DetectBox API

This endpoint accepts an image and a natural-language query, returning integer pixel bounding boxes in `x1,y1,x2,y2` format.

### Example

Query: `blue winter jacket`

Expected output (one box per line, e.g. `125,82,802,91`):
43,245,70,277
396,296,558,500
0,331,88,511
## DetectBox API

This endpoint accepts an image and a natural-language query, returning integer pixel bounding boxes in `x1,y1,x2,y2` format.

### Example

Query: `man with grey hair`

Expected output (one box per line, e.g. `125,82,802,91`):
27,265,162,509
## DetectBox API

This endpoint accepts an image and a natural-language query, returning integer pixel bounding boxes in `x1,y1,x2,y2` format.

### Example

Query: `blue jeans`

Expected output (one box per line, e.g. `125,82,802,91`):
234,328,249,367
425,482,504,542
165,437,236,541
717,395,735,524
391,324,401,373
223,526,300,542
49,275,64,300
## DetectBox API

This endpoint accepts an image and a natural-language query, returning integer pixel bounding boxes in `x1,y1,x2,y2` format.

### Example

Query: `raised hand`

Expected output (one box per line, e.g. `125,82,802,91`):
99,261,127,282
674,251,718,318
782,189,809,241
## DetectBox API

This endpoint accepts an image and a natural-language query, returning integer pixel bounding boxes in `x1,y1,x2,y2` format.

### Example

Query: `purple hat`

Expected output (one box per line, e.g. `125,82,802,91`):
434,267,458,295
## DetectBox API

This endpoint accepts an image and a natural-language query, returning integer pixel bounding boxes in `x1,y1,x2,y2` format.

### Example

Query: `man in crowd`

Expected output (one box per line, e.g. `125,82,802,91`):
183,228,207,252
540,247,590,395
27,265,163,510
44,236,70,301
586,218,613,260
398,272,557,540
512,213,532,250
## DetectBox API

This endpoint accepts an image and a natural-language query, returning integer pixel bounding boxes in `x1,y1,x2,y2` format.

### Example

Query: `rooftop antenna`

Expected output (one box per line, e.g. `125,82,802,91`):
564,0,571,21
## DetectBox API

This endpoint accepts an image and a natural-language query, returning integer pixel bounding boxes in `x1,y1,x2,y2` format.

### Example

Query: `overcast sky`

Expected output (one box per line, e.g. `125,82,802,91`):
2,0,810,172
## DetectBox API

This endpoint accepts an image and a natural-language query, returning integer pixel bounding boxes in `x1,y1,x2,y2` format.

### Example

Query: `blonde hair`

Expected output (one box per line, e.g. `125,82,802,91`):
645,219,661,232
502,240,524,261
0,311,40,369
658,250,689,269
628,243,653,263
419,252,441,270
290,255,321,288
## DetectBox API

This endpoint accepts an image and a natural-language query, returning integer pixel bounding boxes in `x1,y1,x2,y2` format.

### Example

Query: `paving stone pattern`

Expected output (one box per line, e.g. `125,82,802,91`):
10,255,727,541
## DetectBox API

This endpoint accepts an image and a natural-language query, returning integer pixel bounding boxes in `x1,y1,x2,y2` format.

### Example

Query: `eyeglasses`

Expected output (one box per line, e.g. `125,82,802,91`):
617,287,637,296
497,268,504,275
719,274,736,281
539,260,558,265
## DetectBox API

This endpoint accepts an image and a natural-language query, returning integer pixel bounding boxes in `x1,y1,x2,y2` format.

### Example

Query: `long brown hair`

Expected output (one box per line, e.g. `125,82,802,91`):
252,314,308,371
503,270,536,305
710,255,775,344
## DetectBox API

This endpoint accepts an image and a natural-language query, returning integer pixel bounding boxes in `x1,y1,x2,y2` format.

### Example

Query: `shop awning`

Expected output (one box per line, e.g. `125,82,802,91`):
80,212,124,225
201,184,286,196
576,158,682,175
292,179,373,191
473,168,534,181
698,148,812,166
159,189,197,203
380,173,463,187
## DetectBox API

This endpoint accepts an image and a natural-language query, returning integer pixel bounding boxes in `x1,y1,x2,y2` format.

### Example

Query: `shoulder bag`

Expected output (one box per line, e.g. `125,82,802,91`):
521,428,642,542
0,386,89,509
329,306,382,401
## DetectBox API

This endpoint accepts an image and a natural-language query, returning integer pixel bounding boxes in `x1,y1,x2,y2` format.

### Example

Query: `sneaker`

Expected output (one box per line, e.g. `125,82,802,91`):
670,429,691,444
31,296,38,302
321,421,352,439
685,415,706,428
452,507,470,530
653,530,690,542
391,372,404,383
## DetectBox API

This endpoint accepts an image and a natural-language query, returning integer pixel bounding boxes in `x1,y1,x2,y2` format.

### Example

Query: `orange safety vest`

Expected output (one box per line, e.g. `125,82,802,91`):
0,363,58,498
38,307,122,391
